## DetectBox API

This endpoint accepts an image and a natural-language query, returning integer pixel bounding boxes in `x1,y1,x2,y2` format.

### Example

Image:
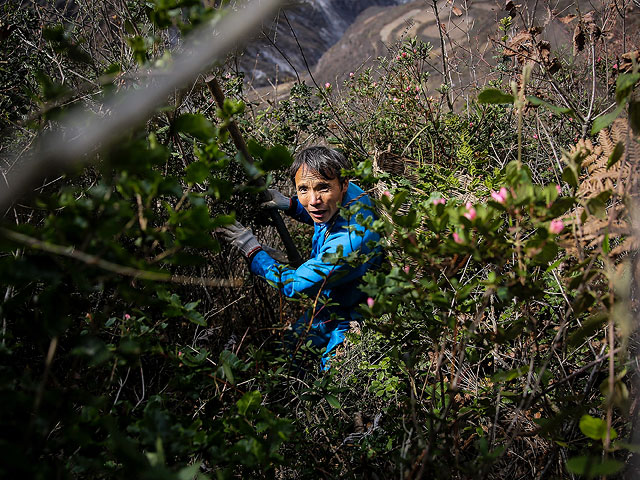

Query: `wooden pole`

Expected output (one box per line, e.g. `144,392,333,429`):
205,75,303,267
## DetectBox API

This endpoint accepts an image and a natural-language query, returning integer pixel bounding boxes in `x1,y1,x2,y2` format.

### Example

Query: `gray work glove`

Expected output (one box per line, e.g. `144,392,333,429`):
216,221,261,258
261,189,291,210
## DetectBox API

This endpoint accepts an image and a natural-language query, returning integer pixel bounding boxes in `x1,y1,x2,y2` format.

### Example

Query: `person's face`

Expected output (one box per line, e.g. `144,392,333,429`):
294,166,349,223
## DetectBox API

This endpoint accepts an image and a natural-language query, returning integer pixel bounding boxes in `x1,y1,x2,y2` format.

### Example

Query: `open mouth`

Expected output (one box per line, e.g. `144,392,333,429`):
309,209,327,219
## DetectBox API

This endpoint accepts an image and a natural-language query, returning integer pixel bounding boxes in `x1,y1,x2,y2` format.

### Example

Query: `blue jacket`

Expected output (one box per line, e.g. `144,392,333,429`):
249,182,381,321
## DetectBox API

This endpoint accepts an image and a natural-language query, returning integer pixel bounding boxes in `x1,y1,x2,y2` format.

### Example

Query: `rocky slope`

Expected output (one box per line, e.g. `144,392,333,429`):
240,0,409,86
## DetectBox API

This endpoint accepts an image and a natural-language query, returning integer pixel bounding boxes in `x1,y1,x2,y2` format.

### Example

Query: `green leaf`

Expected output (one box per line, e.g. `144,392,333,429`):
615,73,640,105
174,113,217,142
237,390,262,416
568,313,608,348
492,365,529,383
177,462,201,480
562,165,579,188
478,88,514,104
579,414,616,441
586,196,606,219
566,455,623,477
185,161,209,184
324,393,342,409
607,141,624,169
260,144,294,171
526,96,573,115
592,103,625,135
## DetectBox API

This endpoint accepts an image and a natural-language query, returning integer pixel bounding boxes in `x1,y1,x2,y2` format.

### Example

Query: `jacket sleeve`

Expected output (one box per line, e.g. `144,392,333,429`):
249,223,378,298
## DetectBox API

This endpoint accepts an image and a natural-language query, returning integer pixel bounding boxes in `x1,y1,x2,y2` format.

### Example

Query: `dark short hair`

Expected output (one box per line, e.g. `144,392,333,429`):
289,146,350,184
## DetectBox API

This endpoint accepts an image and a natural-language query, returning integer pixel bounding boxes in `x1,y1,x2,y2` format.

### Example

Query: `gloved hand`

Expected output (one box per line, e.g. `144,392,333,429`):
261,189,291,210
216,221,261,258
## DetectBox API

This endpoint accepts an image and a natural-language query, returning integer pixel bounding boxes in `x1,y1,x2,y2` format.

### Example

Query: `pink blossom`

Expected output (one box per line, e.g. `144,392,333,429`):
453,232,463,244
549,218,564,234
491,188,508,204
556,184,562,195
396,55,401,60
349,72,354,77
533,134,538,139
433,198,446,205
124,314,131,320
402,52,407,58
383,190,392,198
413,49,417,53
469,122,474,127
372,82,377,87
178,351,183,356
415,85,420,91
463,202,477,221
367,297,375,308
613,63,618,69
403,265,411,274
324,82,331,89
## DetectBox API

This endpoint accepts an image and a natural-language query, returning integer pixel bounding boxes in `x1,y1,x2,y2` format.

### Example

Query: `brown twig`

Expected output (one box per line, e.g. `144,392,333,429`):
0,227,242,288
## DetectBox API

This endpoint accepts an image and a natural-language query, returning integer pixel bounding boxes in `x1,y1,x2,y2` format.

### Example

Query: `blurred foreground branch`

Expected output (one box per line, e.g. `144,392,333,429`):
0,228,243,288
0,0,285,212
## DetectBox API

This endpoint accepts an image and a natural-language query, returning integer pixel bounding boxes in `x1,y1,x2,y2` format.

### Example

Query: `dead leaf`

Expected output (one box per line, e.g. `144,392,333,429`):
558,14,577,24
452,6,463,16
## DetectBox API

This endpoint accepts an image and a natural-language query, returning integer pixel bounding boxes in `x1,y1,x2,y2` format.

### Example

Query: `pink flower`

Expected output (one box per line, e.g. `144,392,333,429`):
463,202,476,221
549,218,564,234
349,72,354,77
613,63,618,69
413,49,417,53
491,187,508,204
453,232,463,244
367,297,375,308
403,265,411,274
533,134,538,139
372,82,377,87
415,85,420,91
324,82,331,89
124,314,131,320
433,198,446,205
383,190,392,198
402,52,407,58
556,184,562,194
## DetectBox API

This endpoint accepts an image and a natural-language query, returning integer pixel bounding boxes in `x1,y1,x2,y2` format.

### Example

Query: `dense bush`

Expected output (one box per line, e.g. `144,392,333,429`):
1,0,639,478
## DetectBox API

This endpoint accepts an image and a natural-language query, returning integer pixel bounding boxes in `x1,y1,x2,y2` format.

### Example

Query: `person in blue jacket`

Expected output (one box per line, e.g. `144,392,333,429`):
218,146,381,369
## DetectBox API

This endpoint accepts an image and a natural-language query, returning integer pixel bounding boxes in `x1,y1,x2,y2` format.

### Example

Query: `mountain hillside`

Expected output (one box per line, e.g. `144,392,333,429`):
247,0,638,100
240,0,409,86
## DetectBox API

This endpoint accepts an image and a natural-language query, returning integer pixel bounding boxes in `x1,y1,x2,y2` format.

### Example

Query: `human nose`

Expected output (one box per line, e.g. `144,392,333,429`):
310,191,322,205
